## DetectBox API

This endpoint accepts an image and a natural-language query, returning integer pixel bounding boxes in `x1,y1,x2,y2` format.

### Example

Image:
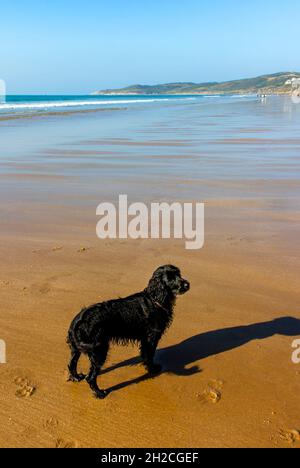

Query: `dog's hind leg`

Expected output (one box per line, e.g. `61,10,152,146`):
86,341,109,399
68,343,86,382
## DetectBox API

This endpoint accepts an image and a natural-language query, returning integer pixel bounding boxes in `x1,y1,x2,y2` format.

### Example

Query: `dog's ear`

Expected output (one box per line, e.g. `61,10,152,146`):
147,267,169,303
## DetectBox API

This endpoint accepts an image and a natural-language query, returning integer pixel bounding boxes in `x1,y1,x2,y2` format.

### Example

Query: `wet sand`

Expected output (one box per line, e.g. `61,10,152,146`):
0,107,125,121
0,96,300,448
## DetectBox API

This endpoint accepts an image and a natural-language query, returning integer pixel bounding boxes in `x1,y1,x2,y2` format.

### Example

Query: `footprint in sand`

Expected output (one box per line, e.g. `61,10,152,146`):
30,281,51,295
0,280,10,286
77,247,91,253
14,376,36,398
52,246,63,252
227,236,239,245
197,380,224,404
55,438,79,449
279,429,300,444
44,417,59,432
38,283,51,294
32,273,74,296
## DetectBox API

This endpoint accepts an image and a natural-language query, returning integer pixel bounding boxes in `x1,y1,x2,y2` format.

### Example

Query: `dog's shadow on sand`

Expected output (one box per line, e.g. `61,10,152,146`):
104,316,300,394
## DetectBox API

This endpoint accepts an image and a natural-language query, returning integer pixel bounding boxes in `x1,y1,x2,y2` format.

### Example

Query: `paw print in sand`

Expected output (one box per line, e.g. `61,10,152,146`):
14,377,36,398
55,438,79,448
279,429,300,445
197,380,224,404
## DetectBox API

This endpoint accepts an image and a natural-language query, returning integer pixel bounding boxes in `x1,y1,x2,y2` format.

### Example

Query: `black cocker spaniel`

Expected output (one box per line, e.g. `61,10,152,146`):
67,265,190,399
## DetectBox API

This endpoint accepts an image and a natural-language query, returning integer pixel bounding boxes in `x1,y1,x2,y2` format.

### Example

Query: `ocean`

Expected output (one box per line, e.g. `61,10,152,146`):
0,94,201,116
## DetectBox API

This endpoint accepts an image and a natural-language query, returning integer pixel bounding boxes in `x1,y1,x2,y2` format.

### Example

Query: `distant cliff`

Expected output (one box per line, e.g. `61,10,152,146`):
93,72,300,95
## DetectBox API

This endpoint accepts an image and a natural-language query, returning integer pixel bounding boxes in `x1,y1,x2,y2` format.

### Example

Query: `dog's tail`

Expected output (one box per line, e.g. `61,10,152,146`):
67,332,96,353
66,307,89,346
67,306,101,353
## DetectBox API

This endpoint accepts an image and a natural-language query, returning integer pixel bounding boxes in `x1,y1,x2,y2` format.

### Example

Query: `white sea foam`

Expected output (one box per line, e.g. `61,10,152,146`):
0,97,196,111
204,95,221,98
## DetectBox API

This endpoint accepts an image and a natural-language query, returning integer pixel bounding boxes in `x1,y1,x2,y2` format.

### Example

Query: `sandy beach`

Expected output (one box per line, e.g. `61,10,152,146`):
0,95,300,448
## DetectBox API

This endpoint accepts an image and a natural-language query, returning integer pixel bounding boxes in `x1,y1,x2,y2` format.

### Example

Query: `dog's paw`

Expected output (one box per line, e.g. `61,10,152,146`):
148,363,162,375
68,373,86,383
93,389,108,400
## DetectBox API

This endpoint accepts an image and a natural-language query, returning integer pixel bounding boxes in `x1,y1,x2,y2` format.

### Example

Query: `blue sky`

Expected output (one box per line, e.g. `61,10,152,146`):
1,0,299,94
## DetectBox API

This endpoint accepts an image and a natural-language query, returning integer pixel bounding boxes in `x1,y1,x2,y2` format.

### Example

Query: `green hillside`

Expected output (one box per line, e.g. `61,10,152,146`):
93,72,300,95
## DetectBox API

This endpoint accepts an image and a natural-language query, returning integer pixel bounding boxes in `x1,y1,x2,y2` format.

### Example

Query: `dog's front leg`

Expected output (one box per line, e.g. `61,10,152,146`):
140,336,162,375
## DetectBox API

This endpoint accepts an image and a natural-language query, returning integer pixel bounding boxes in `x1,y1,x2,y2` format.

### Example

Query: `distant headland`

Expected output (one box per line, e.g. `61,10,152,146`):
92,72,300,96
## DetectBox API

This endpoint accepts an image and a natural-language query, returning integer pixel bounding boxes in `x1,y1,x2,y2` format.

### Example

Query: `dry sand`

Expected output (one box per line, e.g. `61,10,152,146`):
0,204,299,448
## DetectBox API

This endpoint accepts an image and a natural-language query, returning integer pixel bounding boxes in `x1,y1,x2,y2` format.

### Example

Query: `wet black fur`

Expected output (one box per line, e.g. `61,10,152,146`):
67,265,190,399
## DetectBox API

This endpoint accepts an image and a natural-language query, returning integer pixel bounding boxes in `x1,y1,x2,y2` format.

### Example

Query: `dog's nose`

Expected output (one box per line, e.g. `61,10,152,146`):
182,280,190,291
